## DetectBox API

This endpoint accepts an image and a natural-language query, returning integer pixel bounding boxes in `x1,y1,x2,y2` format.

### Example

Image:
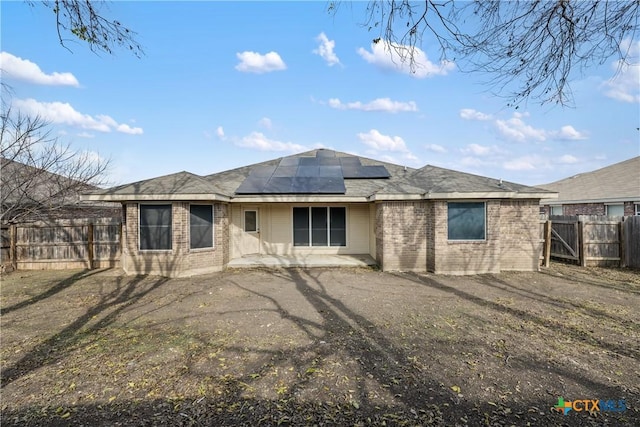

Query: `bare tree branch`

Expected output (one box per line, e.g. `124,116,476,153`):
1,105,111,224
28,0,143,57
332,0,639,106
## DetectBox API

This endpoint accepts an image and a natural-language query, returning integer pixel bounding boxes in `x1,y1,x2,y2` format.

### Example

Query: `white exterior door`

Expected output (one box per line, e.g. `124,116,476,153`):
241,208,260,254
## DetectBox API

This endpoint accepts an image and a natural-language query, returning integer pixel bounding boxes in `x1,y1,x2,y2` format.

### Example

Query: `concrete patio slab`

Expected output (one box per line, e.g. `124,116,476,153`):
226,254,377,268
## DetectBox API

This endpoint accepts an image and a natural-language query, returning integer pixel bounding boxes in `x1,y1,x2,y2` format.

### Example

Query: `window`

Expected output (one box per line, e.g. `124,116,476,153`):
551,206,563,216
190,205,213,249
244,210,258,232
293,207,346,246
140,204,172,250
448,202,485,241
636,204,640,216
606,204,624,217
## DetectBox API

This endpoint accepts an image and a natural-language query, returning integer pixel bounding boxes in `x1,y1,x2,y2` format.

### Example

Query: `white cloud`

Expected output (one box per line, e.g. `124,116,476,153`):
116,124,143,135
313,32,340,66
13,98,143,134
357,129,408,152
459,108,492,121
328,97,417,113
258,117,272,129
357,40,455,78
236,131,305,152
558,154,579,164
495,113,547,143
601,39,640,103
502,155,549,171
425,143,446,153
235,51,286,73
216,126,225,139
76,132,95,139
0,52,79,86
461,143,501,156
552,125,588,141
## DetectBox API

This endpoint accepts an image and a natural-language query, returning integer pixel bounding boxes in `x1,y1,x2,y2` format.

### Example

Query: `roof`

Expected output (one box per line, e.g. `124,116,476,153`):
538,156,640,204
83,149,554,202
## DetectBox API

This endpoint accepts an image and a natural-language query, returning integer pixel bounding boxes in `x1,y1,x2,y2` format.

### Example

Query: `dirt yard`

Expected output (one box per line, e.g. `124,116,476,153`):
1,263,639,426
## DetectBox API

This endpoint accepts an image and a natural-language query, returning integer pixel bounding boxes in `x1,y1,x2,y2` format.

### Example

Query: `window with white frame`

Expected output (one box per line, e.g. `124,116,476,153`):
140,204,172,250
190,205,213,249
636,204,640,216
244,210,258,233
293,207,346,246
448,202,486,241
551,205,563,216
606,204,624,217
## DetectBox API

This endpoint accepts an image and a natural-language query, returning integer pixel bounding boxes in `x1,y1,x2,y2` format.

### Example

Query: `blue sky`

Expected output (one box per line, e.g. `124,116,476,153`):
2,1,638,187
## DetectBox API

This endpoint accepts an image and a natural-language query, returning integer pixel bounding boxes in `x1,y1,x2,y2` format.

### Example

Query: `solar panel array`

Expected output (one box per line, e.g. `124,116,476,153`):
235,150,390,194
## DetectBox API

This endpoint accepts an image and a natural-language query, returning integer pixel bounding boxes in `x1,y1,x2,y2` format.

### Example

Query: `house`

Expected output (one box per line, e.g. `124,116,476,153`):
82,149,554,276
539,156,640,217
0,158,120,224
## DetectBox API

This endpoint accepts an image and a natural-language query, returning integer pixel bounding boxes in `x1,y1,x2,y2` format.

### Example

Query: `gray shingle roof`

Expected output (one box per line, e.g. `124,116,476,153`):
84,149,553,201
538,156,640,203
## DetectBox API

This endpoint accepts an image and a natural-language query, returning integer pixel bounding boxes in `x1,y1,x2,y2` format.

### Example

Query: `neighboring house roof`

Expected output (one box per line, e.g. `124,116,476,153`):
83,149,554,202
1,158,118,223
538,156,640,205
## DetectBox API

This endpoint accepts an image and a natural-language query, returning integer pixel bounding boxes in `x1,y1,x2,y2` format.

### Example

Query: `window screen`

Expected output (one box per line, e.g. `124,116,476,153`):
190,205,213,249
293,207,310,246
330,207,346,246
448,202,485,240
140,204,172,250
311,207,328,246
293,207,346,247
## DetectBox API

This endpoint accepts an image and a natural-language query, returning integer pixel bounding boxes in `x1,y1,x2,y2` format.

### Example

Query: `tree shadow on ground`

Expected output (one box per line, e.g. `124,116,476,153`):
1,269,106,316
394,272,640,362
0,273,169,389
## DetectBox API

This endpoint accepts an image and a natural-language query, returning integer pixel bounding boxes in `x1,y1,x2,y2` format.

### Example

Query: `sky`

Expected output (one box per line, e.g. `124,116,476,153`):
2,1,639,187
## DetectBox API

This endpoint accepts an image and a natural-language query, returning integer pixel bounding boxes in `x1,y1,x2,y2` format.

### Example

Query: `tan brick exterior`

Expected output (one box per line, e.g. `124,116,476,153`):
121,202,228,277
376,199,541,274
375,202,428,271
499,200,542,271
119,198,541,276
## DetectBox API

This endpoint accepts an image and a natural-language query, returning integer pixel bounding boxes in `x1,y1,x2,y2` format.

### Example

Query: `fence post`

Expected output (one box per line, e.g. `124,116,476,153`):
10,224,17,271
619,218,626,268
578,221,587,267
543,220,552,267
87,223,94,269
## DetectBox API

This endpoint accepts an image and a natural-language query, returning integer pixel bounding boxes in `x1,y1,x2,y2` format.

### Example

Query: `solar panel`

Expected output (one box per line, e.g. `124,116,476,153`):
317,157,341,166
235,176,267,193
272,166,298,177
292,177,345,193
298,157,318,166
297,166,320,177
264,177,294,193
279,157,300,166
235,150,389,194
319,165,342,177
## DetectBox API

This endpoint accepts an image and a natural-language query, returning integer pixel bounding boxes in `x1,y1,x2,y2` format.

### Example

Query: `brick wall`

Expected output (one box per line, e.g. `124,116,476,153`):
429,200,501,275
563,203,606,216
121,202,228,277
499,200,541,271
376,201,428,271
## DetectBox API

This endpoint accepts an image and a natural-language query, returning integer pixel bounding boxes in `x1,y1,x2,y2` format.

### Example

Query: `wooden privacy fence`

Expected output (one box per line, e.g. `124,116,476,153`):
540,215,640,268
1,219,121,272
